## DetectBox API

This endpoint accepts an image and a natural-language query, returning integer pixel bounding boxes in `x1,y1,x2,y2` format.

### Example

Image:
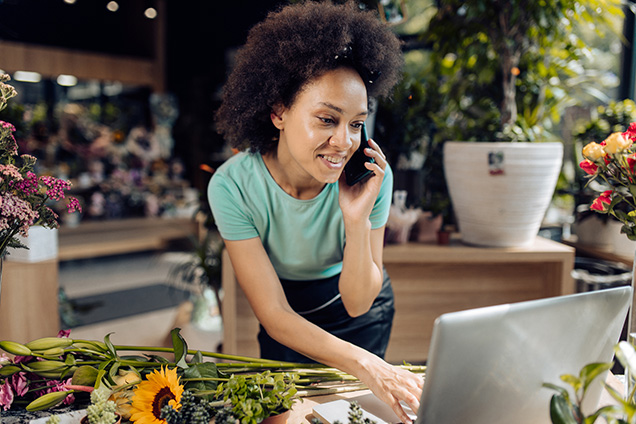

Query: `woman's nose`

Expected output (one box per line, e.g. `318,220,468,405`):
329,126,354,150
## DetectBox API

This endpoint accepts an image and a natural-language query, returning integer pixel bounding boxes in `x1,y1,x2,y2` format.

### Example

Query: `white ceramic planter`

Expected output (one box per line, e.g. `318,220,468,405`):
443,141,563,247
6,226,58,262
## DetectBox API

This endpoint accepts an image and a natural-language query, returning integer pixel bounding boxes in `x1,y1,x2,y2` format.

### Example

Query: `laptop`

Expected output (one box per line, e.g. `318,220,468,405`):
313,286,632,424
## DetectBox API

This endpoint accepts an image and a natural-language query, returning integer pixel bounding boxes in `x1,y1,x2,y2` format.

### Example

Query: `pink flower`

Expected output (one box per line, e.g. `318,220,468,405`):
0,380,14,411
66,197,82,213
591,190,613,212
0,193,39,236
58,329,71,338
10,373,28,397
39,175,72,201
579,159,598,175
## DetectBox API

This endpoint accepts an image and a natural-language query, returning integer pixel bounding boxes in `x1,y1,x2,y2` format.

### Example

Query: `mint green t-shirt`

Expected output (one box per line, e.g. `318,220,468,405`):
208,152,393,281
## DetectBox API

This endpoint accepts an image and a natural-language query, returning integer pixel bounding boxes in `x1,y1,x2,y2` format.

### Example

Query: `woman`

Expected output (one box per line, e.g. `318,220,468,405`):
209,2,422,422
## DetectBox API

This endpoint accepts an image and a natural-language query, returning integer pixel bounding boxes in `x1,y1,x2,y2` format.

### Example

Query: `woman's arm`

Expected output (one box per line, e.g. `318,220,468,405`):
337,138,388,316
223,237,423,424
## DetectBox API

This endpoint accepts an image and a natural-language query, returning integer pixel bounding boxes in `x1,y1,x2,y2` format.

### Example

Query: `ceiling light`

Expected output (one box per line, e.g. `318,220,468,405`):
13,71,42,83
57,74,78,87
63,0,77,4
106,1,119,12
144,7,157,19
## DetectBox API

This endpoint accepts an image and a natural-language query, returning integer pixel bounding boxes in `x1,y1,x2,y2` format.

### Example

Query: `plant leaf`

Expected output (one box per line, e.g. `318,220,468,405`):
580,362,613,393
549,394,579,424
171,328,189,369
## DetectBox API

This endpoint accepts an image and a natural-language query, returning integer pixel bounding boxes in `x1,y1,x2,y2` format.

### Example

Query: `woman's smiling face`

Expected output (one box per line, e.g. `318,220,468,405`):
271,67,368,187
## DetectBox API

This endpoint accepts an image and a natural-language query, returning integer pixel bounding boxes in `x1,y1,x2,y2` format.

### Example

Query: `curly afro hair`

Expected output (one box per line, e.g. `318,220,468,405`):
215,0,404,154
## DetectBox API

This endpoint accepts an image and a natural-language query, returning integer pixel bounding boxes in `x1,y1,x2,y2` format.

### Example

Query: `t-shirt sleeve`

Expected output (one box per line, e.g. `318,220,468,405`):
208,172,259,241
369,164,393,229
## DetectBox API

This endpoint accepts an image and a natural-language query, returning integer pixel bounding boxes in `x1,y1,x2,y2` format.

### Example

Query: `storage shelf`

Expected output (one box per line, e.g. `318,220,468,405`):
58,217,198,261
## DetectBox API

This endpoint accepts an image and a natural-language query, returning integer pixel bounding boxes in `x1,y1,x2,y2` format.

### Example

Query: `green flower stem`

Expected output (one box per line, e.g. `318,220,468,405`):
296,384,368,397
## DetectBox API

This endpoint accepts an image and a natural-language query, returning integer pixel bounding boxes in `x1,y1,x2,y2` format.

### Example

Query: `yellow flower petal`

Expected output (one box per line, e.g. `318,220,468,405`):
129,367,184,424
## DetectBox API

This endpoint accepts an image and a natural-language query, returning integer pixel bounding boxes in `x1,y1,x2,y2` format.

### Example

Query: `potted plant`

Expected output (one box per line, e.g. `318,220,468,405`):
378,0,625,247
214,371,299,424
544,341,636,423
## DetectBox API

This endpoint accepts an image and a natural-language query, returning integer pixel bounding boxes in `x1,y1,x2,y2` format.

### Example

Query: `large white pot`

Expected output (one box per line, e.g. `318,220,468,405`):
443,141,563,247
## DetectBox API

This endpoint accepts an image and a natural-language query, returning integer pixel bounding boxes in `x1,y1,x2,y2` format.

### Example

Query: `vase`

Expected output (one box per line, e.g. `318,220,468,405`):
443,141,563,247
262,410,291,424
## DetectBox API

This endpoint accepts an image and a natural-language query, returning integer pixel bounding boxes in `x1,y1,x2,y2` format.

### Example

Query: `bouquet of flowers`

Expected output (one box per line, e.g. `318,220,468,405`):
579,123,636,240
0,74,81,259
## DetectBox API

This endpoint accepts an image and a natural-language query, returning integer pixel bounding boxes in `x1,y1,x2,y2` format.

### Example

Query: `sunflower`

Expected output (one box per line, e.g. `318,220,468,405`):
129,366,184,424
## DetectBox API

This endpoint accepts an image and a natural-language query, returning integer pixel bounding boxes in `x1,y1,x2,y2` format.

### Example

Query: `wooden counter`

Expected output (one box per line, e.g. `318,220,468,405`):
222,237,576,363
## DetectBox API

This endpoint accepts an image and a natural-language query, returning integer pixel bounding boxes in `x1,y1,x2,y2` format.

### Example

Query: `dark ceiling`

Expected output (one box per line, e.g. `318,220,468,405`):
0,0,285,86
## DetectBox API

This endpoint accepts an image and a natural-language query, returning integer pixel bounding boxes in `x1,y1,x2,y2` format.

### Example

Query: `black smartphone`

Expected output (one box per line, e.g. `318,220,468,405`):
344,123,375,186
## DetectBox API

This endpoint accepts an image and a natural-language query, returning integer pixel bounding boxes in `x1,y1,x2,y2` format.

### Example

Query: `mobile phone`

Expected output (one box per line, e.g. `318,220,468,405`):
344,123,375,186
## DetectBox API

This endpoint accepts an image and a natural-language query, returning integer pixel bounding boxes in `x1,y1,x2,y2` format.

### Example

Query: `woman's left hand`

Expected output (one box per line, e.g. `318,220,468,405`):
338,138,387,224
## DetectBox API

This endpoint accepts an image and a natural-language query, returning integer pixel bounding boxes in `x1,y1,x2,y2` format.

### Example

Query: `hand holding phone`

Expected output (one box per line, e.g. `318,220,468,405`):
344,123,375,186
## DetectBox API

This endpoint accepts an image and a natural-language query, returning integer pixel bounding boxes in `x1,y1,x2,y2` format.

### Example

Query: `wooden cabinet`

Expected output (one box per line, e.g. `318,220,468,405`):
221,237,575,363
0,259,60,343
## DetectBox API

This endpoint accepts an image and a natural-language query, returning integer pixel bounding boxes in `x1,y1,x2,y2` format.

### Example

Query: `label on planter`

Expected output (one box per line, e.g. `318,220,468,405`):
488,151,504,175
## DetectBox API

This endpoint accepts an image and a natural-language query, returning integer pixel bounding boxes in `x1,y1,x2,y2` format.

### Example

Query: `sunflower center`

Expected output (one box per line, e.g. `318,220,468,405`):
152,386,176,418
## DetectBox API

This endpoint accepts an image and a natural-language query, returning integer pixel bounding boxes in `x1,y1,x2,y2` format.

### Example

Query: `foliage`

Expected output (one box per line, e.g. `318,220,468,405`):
544,342,636,424
579,123,636,240
0,73,81,258
419,0,625,144
215,371,299,424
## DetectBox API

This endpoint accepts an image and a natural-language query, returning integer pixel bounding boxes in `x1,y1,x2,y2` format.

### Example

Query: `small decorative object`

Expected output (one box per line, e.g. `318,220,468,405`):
385,190,420,244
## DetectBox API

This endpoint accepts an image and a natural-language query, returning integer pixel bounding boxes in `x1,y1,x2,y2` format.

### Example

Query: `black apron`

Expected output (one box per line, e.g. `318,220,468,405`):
258,267,395,363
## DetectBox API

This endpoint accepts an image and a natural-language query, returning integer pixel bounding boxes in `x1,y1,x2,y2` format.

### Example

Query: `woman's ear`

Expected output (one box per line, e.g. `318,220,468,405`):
270,104,285,130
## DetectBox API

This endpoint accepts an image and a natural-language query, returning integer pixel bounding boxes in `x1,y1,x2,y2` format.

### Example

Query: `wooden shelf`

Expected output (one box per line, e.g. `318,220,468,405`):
58,217,198,261
562,236,633,267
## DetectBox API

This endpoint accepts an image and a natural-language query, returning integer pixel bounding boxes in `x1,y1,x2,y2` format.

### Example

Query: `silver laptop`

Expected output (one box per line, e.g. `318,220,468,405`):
313,286,632,424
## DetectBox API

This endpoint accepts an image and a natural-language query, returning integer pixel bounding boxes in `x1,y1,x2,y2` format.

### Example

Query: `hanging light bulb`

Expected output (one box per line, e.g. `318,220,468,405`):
144,6,157,19
106,1,119,12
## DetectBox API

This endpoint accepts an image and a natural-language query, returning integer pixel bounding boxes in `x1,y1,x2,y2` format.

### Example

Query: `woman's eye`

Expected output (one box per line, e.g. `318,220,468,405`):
320,117,335,124
351,122,363,130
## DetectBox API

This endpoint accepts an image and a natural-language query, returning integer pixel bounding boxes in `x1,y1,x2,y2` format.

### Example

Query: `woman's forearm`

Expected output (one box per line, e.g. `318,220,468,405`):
339,220,384,316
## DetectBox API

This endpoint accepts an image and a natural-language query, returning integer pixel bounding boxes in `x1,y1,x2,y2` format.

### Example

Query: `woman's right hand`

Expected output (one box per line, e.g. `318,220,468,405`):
354,353,424,424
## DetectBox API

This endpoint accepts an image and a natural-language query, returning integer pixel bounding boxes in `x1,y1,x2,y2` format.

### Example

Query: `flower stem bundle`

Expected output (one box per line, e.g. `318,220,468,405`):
0,328,425,421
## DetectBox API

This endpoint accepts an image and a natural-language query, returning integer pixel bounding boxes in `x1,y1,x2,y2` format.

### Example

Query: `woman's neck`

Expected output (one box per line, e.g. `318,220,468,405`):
262,151,326,200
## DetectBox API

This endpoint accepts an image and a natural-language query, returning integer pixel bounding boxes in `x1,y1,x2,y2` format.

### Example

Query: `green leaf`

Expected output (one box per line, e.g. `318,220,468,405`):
615,342,636,377
71,365,99,386
103,333,118,359
183,362,220,401
580,362,613,393
170,328,189,369
549,394,579,424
